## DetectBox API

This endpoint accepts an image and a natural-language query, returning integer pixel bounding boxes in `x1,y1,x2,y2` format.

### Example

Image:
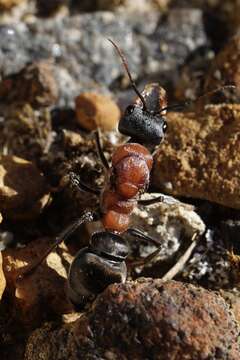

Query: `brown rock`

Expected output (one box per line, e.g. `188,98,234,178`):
0,61,58,108
0,104,52,162
153,104,240,209
0,252,6,300
0,0,24,10
2,237,74,327
25,279,240,359
0,155,50,219
204,35,240,96
221,289,240,325
75,92,120,131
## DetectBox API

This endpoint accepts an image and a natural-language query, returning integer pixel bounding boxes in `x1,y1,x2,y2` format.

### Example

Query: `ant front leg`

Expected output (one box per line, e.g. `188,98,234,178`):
94,128,110,170
69,172,101,195
17,211,96,281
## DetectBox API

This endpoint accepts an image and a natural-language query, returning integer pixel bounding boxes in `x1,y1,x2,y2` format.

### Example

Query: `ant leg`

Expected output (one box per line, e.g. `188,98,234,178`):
69,172,101,195
138,194,180,206
129,246,162,267
17,211,95,281
126,227,161,246
94,129,110,170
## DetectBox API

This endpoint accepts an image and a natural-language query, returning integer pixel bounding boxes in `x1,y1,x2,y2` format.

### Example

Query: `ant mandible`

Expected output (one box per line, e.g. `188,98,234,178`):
18,39,180,308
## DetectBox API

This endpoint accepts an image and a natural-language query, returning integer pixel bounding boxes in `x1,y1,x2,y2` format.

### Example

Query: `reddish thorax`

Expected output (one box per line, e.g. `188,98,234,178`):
101,143,153,233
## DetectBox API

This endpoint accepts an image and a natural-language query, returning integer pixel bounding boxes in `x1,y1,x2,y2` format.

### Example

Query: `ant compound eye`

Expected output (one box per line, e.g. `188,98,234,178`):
126,105,135,115
162,121,168,133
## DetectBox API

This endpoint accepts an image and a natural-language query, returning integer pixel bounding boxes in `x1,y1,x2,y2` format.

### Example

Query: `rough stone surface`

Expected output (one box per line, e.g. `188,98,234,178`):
2,237,74,327
153,104,240,209
0,61,59,108
25,279,240,360
75,92,120,131
0,155,50,219
204,35,240,91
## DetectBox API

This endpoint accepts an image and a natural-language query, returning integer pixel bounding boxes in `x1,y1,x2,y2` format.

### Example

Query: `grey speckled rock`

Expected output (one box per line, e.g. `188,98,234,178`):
0,9,207,106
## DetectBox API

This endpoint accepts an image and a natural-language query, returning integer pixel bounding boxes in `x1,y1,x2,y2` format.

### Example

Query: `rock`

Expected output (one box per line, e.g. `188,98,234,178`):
0,252,6,300
0,104,52,163
75,92,120,131
0,9,208,106
221,289,240,325
0,155,50,220
153,104,240,209
2,236,74,327
25,279,240,359
0,0,24,10
204,35,240,99
126,194,205,260
0,61,59,108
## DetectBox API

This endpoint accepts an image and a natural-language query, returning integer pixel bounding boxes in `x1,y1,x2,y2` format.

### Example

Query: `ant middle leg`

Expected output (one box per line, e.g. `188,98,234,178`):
138,193,180,206
69,172,101,195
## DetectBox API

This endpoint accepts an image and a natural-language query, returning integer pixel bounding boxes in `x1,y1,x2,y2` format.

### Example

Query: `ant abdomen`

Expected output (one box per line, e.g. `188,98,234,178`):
68,232,128,308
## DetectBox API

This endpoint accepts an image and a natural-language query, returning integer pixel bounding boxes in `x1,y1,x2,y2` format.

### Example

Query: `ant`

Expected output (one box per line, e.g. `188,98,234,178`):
18,40,236,309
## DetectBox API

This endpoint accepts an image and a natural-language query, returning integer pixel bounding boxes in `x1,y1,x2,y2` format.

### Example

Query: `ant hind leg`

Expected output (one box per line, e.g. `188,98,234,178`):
17,211,96,281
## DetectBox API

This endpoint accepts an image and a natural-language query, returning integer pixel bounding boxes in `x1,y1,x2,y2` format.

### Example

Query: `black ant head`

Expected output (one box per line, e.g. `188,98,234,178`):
109,39,168,145
119,102,167,145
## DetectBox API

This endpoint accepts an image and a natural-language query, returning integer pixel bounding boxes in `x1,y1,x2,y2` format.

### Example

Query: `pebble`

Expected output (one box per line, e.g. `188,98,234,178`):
75,92,120,131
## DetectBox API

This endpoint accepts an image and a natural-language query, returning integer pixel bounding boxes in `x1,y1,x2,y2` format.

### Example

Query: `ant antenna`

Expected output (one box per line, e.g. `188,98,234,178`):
158,85,237,114
158,103,188,114
108,38,147,111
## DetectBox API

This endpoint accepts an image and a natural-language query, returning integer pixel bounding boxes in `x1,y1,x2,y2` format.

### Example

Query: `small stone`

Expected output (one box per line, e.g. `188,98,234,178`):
0,252,6,300
153,105,240,209
75,92,120,131
0,61,58,108
25,279,240,359
0,155,50,220
2,237,74,327
204,35,240,99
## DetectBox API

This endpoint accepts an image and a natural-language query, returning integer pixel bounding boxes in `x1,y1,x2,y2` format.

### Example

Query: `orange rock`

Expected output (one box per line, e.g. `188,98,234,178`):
153,104,240,209
75,92,120,131
2,237,74,327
